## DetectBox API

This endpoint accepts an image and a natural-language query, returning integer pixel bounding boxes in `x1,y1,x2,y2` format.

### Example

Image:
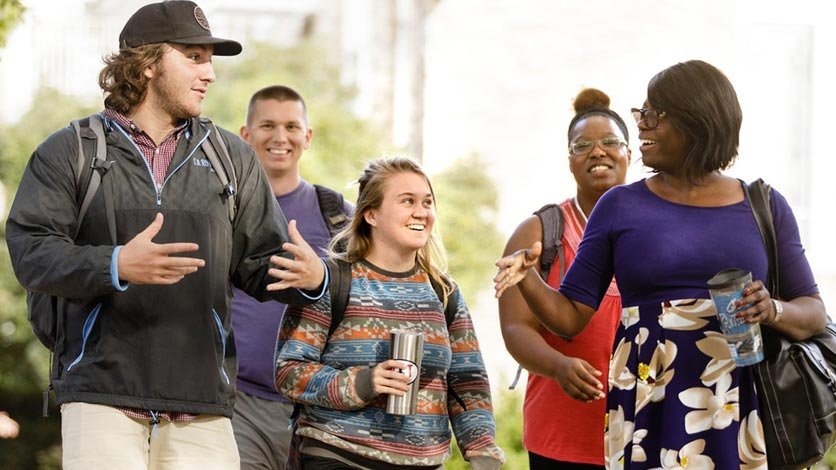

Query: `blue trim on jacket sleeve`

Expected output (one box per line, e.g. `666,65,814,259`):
297,258,329,300
110,246,129,292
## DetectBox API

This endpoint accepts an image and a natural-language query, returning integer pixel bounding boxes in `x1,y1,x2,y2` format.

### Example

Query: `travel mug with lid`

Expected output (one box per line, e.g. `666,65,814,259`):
707,268,764,366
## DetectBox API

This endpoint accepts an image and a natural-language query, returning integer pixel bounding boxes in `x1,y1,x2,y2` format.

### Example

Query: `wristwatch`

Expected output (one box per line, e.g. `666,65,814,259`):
767,299,784,325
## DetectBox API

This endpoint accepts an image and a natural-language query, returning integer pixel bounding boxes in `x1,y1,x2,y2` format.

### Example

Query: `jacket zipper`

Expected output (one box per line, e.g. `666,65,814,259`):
66,303,102,371
112,124,210,207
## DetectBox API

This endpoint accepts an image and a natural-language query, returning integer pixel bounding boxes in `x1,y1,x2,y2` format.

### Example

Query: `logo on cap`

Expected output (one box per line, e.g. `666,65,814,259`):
194,6,210,31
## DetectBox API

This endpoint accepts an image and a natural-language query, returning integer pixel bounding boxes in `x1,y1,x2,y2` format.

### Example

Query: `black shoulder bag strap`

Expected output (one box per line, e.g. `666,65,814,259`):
746,178,779,295
745,178,784,359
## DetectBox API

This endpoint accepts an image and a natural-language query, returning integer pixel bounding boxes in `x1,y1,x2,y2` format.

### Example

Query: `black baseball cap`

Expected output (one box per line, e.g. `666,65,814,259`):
119,1,242,56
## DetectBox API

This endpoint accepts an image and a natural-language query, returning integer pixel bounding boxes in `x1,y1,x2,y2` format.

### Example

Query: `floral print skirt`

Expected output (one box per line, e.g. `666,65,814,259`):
605,299,766,469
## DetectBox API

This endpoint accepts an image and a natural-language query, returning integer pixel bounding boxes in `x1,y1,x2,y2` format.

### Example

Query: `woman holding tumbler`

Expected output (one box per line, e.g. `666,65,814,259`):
495,60,827,469
276,157,504,469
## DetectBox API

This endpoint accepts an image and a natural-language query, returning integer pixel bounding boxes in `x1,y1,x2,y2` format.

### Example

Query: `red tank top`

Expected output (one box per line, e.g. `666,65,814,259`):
522,198,621,465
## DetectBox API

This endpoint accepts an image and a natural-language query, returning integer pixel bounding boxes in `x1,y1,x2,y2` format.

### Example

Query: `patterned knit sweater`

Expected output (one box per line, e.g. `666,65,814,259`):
275,260,504,467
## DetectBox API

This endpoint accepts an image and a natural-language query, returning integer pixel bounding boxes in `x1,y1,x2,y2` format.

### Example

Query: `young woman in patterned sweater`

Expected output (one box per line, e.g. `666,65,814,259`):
275,157,504,469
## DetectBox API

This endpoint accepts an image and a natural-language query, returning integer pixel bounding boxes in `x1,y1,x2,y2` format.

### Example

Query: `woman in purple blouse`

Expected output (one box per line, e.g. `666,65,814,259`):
494,60,828,469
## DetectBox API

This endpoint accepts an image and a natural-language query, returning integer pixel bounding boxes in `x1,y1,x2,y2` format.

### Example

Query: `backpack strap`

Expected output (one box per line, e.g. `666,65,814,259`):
38,114,113,415
314,185,349,233
534,203,565,281
71,113,116,244
314,184,350,252
287,258,350,470
428,274,457,327
200,121,238,223
509,203,566,390
326,258,353,338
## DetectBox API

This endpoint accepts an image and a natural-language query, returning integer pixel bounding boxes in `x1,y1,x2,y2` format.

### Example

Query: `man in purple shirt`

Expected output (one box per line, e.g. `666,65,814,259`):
232,85,352,470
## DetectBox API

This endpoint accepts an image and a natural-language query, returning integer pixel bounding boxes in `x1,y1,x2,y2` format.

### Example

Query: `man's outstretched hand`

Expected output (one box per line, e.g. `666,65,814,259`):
118,213,205,285
267,220,326,292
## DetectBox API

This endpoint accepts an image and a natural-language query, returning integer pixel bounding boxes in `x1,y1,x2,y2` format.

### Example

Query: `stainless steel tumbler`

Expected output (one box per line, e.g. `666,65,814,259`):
386,329,424,415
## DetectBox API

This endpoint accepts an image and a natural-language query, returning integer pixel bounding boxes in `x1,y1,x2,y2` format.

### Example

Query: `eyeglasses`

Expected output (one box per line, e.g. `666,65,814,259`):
569,137,627,155
631,107,666,129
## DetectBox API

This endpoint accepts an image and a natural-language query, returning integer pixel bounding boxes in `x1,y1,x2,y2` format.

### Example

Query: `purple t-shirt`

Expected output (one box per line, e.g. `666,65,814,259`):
232,180,353,401
560,179,818,309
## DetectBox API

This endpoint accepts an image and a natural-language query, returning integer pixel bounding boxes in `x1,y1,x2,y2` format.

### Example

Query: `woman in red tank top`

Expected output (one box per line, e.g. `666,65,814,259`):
498,88,631,469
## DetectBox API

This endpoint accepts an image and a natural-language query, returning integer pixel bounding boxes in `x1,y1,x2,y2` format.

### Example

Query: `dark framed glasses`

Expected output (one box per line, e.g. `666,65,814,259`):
569,137,627,156
631,107,666,129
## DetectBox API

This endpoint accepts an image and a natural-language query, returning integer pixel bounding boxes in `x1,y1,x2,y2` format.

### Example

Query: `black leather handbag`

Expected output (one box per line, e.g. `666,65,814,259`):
747,179,836,469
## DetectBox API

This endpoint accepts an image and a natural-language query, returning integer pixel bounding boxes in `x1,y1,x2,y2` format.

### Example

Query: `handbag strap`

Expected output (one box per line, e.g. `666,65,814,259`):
745,178,780,297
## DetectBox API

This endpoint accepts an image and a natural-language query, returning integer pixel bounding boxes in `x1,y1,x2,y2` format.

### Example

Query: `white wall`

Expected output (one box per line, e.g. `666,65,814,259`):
422,0,836,390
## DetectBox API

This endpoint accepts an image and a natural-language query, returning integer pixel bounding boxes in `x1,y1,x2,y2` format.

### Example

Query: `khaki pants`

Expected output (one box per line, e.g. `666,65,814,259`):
61,402,240,470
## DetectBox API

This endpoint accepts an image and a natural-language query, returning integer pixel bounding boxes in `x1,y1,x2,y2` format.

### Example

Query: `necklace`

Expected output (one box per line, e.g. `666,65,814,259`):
572,197,588,224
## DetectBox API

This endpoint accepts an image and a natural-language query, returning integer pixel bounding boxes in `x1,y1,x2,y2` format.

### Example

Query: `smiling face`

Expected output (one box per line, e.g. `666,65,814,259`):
568,115,630,195
364,171,436,264
240,98,312,179
636,102,688,173
144,43,215,120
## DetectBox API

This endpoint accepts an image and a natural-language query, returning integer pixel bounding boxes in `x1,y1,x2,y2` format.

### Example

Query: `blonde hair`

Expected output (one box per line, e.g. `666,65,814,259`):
329,156,453,304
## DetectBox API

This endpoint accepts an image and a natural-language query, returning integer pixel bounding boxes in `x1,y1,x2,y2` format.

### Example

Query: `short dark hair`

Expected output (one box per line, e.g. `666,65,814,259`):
246,85,308,126
647,60,742,183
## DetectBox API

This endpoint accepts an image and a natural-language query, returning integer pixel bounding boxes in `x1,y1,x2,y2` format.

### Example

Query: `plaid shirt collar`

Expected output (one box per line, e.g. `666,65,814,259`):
103,108,191,143
103,109,192,189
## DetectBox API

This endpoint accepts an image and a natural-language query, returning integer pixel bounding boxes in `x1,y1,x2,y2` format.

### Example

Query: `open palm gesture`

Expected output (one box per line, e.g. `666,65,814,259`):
494,241,542,298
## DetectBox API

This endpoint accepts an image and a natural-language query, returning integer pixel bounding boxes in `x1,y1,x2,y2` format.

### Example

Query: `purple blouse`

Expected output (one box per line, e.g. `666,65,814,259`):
559,179,818,309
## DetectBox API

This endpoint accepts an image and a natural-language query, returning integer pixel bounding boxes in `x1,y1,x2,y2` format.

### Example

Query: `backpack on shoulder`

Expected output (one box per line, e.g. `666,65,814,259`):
26,114,238,351
508,203,565,389
324,258,465,409
313,184,350,252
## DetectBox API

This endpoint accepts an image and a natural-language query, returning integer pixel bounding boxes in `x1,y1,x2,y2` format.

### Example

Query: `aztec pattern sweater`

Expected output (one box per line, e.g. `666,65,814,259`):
275,260,504,467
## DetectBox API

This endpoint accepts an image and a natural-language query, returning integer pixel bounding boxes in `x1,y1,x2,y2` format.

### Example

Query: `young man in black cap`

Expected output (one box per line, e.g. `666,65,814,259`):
5,2,327,468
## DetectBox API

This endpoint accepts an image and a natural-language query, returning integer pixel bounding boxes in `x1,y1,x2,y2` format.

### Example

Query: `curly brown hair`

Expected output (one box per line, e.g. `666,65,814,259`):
98,44,167,114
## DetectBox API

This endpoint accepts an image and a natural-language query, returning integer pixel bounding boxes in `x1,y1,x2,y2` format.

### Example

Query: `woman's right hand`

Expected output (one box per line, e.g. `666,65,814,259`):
553,356,605,403
370,359,412,396
494,241,542,298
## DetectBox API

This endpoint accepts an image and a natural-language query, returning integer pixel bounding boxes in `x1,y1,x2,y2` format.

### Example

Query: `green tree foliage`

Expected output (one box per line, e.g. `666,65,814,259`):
434,153,504,301
0,0,24,49
0,88,99,188
0,88,98,392
0,87,96,470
